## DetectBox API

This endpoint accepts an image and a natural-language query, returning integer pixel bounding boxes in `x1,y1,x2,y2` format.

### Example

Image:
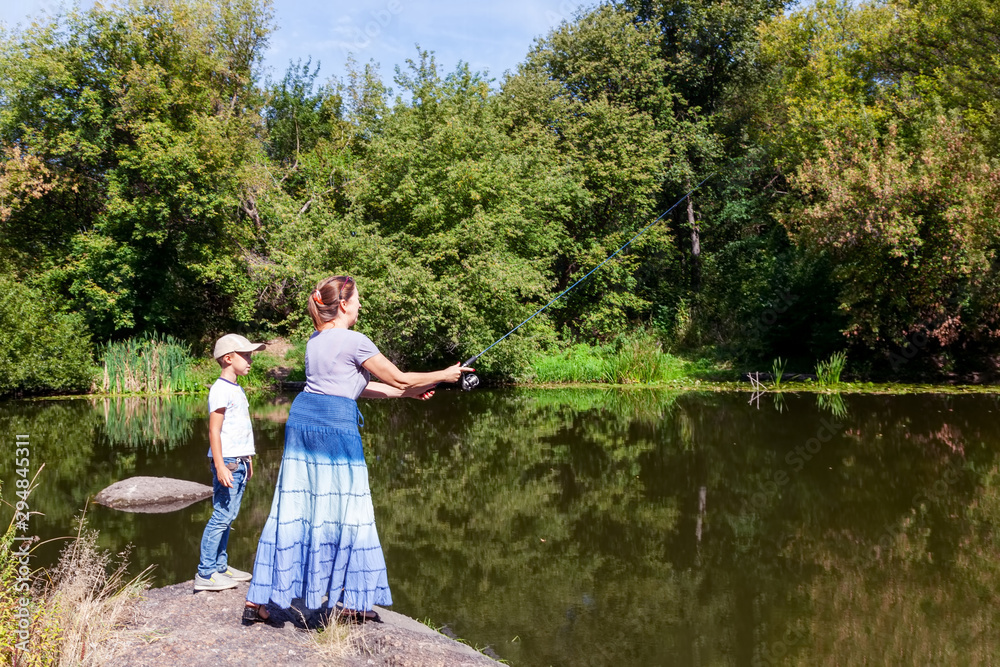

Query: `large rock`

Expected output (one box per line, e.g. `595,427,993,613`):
110,581,502,666
94,476,213,513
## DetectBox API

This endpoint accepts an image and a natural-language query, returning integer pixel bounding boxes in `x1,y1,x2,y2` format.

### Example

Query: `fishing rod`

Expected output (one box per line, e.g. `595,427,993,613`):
459,174,715,391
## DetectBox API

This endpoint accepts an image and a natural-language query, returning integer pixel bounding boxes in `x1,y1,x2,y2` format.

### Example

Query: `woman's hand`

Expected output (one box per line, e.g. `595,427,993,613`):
442,363,475,384
411,390,435,400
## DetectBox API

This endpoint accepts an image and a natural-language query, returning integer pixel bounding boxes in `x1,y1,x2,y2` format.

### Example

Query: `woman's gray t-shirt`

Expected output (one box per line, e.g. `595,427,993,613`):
303,329,380,399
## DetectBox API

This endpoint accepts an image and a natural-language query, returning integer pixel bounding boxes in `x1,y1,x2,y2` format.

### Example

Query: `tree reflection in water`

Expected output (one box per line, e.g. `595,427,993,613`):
1,390,999,665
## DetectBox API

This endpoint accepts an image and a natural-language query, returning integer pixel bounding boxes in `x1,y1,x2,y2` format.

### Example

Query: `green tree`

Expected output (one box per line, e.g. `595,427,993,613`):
623,0,787,297
758,0,1000,365
502,1,798,348
258,52,580,374
505,5,685,340
885,0,1000,151
264,59,344,169
0,0,274,340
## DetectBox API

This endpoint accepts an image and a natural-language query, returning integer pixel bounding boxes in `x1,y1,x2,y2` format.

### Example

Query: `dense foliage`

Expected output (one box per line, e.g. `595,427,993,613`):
0,277,95,394
1,0,998,392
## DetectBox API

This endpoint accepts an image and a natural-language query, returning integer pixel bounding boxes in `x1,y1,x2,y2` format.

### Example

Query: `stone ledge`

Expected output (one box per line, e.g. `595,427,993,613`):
109,580,501,667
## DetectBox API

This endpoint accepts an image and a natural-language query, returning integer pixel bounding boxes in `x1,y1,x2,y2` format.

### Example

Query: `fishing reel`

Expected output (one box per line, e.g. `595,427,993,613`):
460,355,481,391
460,372,480,391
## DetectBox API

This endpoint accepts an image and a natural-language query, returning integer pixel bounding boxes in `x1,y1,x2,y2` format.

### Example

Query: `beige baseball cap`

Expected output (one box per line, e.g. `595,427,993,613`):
213,334,266,359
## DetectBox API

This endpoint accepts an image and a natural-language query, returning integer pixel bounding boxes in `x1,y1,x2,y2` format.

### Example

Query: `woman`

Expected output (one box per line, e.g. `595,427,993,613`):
243,275,472,624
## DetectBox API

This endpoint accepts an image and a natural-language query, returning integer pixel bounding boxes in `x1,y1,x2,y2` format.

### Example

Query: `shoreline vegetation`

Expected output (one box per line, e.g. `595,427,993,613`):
6,331,1000,401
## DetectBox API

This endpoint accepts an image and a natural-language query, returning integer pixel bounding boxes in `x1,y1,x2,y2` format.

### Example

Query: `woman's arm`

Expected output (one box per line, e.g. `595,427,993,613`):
360,382,435,400
362,353,471,393
360,381,404,399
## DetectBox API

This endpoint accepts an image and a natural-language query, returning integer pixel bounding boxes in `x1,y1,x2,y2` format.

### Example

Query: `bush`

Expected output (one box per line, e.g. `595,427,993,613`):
0,277,96,396
0,513,149,665
601,333,687,384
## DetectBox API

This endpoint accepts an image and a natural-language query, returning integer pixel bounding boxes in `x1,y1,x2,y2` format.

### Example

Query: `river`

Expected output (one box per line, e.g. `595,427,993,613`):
2,389,999,665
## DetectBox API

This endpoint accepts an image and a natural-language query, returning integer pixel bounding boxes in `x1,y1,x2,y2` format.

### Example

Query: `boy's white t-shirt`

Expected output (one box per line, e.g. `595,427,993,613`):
207,378,255,458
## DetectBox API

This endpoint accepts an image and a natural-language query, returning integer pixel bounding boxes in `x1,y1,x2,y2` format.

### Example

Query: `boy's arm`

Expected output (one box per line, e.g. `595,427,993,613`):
209,408,234,488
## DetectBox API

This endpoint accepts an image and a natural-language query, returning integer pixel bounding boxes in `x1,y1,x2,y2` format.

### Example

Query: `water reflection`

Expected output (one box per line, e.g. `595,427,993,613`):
98,395,199,450
814,392,847,418
2,391,1000,665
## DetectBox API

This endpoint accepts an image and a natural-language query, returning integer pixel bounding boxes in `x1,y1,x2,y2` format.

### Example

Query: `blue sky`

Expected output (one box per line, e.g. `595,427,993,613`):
0,0,587,89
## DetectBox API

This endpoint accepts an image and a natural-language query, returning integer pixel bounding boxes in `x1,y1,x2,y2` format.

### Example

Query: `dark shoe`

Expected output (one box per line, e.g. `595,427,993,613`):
242,603,271,626
335,608,382,624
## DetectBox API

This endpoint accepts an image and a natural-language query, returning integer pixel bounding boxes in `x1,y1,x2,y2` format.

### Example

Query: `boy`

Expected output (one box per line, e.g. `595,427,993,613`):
194,334,266,592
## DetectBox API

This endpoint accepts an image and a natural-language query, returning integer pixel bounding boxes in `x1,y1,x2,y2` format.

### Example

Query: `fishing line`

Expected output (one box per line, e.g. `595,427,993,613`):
460,174,715,390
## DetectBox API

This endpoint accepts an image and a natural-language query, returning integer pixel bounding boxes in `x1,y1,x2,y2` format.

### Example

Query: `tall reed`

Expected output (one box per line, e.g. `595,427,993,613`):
816,351,847,386
770,357,787,390
602,335,670,384
602,332,691,384
100,333,196,394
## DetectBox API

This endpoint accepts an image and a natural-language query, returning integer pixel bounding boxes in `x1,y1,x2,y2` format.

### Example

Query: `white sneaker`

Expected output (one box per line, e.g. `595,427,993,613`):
194,572,238,591
221,566,252,582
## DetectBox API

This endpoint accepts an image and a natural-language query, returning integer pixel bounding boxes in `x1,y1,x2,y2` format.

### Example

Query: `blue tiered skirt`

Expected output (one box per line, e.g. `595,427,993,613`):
247,392,392,611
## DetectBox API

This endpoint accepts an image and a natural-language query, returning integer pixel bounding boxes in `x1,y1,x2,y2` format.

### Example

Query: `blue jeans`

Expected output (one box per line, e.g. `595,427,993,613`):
197,457,247,579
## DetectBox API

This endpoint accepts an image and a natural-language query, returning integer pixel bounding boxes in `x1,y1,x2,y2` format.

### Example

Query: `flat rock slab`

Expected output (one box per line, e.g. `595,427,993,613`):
94,476,213,513
110,581,500,667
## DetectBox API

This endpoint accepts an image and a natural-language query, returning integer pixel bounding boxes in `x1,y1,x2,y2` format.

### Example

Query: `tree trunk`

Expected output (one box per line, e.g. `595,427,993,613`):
688,193,701,292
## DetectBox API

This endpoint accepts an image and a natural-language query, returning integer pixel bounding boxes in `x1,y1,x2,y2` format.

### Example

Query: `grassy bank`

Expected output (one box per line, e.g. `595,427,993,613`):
528,334,730,385
526,336,1000,394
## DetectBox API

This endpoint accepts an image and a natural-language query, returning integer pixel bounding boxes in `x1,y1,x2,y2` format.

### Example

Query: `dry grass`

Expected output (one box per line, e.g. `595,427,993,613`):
2,504,151,667
44,524,152,666
308,609,370,662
